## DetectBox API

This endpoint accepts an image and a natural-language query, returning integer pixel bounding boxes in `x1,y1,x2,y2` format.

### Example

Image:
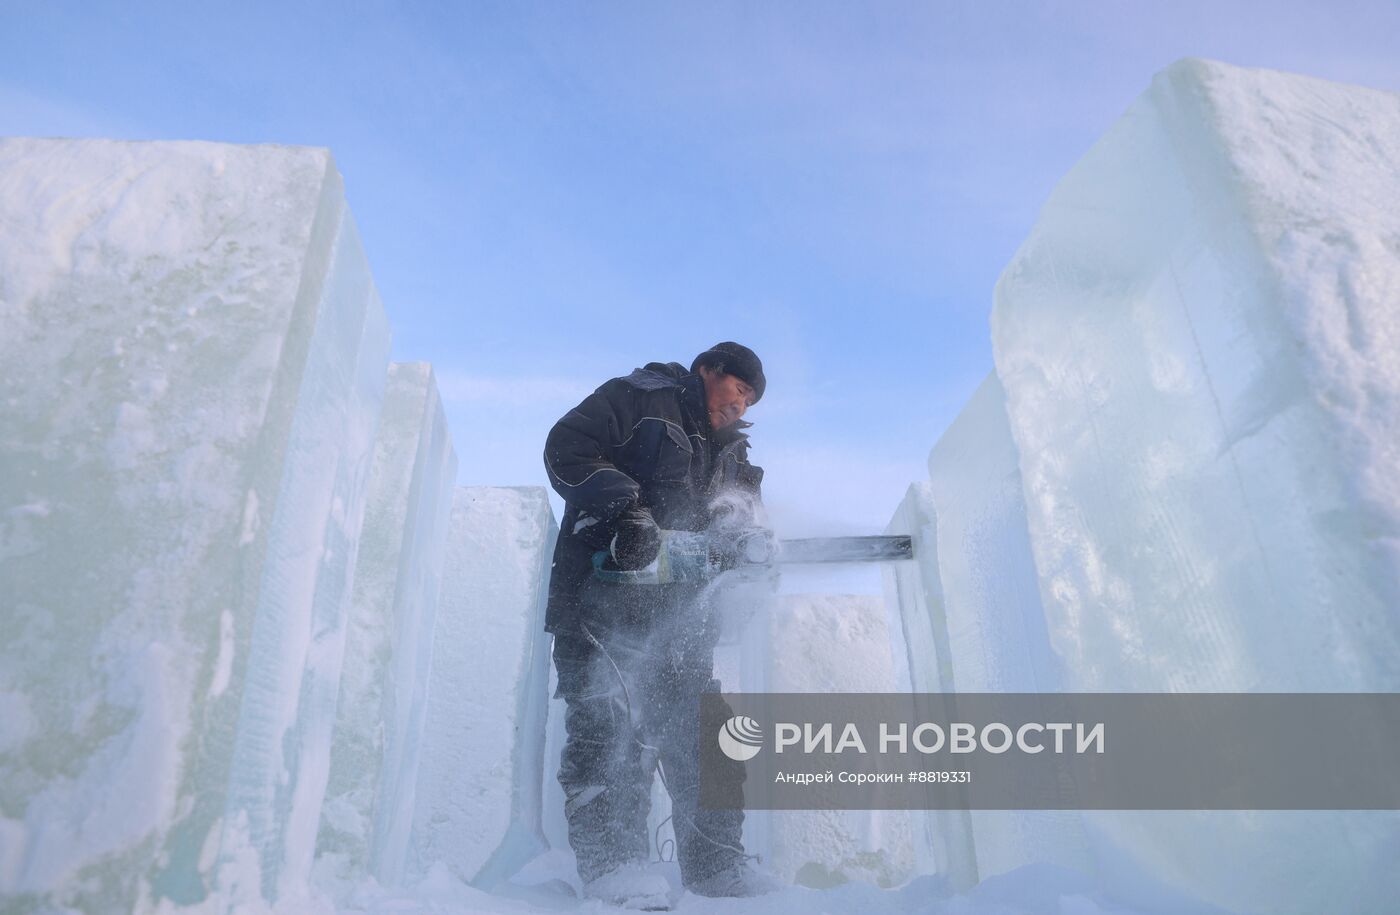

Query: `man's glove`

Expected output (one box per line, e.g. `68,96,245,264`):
609,505,661,571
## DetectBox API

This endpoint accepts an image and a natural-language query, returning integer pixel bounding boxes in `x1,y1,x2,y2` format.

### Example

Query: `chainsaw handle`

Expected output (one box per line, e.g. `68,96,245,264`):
590,549,656,584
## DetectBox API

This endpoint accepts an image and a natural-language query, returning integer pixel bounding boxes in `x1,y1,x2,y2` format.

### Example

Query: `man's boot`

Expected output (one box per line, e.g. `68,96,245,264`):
686,860,784,898
582,860,674,911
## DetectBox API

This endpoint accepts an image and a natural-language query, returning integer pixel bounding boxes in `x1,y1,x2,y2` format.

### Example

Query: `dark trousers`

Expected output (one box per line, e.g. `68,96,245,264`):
552,579,746,886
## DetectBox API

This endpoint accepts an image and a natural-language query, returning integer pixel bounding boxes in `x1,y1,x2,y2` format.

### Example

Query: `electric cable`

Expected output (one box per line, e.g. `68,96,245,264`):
579,618,759,866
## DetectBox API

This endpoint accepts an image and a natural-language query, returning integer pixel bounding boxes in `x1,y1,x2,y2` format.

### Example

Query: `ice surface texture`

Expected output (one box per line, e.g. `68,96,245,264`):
992,59,1400,912
755,594,915,890
0,139,390,912
316,363,457,885
407,486,558,888
995,57,1400,694
922,378,1091,884
924,376,1063,696
882,381,1091,890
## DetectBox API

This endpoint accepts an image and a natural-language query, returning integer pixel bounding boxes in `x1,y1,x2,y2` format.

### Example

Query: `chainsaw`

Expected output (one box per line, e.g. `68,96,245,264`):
591,527,913,584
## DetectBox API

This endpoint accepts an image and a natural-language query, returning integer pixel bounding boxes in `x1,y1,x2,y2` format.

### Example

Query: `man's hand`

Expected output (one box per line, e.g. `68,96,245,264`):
610,505,661,571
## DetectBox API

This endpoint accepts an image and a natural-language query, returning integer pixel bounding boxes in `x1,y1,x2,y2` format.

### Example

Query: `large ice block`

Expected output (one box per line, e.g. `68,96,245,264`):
406,486,557,888
881,483,973,890
315,363,457,885
757,594,915,889
995,57,1400,692
925,375,1064,695
992,58,1400,912
0,139,390,912
901,375,1091,884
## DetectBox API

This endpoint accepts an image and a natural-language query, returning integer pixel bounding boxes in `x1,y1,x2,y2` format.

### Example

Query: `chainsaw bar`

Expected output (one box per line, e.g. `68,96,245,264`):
775,535,913,564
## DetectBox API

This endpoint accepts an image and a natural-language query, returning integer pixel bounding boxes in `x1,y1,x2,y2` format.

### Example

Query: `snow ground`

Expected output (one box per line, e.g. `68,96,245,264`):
327,857,1141,915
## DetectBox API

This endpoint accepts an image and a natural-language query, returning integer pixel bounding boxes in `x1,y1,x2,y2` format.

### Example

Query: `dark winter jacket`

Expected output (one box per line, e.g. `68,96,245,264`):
542,361,764,634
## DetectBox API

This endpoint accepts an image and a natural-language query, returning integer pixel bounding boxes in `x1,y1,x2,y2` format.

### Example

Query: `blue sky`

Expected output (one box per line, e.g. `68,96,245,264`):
4,1,1399,588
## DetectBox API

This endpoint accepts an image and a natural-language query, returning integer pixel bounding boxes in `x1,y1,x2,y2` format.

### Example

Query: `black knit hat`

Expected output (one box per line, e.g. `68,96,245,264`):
691,341,766,403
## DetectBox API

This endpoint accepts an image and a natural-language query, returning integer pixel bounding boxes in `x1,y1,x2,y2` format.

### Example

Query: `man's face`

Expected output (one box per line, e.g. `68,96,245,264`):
698,365,756,429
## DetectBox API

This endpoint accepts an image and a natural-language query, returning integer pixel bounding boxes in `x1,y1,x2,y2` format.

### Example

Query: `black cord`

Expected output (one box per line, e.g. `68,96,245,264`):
654,814,676,863
579,620,758,865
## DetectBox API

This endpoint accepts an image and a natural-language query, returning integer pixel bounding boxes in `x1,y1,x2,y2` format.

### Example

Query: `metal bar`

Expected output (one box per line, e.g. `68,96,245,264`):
775,535,914,564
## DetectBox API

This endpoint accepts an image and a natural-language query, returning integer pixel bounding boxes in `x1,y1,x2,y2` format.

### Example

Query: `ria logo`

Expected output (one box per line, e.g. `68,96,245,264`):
718,716,764,761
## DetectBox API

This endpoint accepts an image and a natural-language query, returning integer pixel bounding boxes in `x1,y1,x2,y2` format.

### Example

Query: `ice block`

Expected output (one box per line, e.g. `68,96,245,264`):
992,58,1400,913
0,138,390,912
316,363,457,885
758,594,916,890
406,486,557,888
916,374,1091,883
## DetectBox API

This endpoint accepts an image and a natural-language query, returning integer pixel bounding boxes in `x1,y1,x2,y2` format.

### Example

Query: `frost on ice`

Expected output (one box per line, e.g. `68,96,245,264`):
406,486,557,889
317,363,458,884
986,58,1400,913
994,56,1400,696
756,594,916,890
0,138,390,912
4,55,1400,915
882,377,1090,891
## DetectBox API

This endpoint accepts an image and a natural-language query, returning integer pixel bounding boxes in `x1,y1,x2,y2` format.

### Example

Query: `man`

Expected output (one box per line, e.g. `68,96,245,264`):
543,342,781,908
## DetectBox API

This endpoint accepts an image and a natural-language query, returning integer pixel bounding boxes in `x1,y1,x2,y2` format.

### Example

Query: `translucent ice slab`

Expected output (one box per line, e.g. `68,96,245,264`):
406,486,557,888
881,375,1089,888
0,138,390,912
994,57,1400,695
992,58,1400,913
316,363,457,885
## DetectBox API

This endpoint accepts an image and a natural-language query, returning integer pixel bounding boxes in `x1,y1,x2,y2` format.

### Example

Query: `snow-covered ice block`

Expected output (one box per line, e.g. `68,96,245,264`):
886,388,1092,886
881,483,974,891
757,594,915,889
994,56,1400,693
925,377,1095,880
925,375,1063,696
992,58,1400,913
316,363,457,885
0,138,390,912
407,486,557,888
